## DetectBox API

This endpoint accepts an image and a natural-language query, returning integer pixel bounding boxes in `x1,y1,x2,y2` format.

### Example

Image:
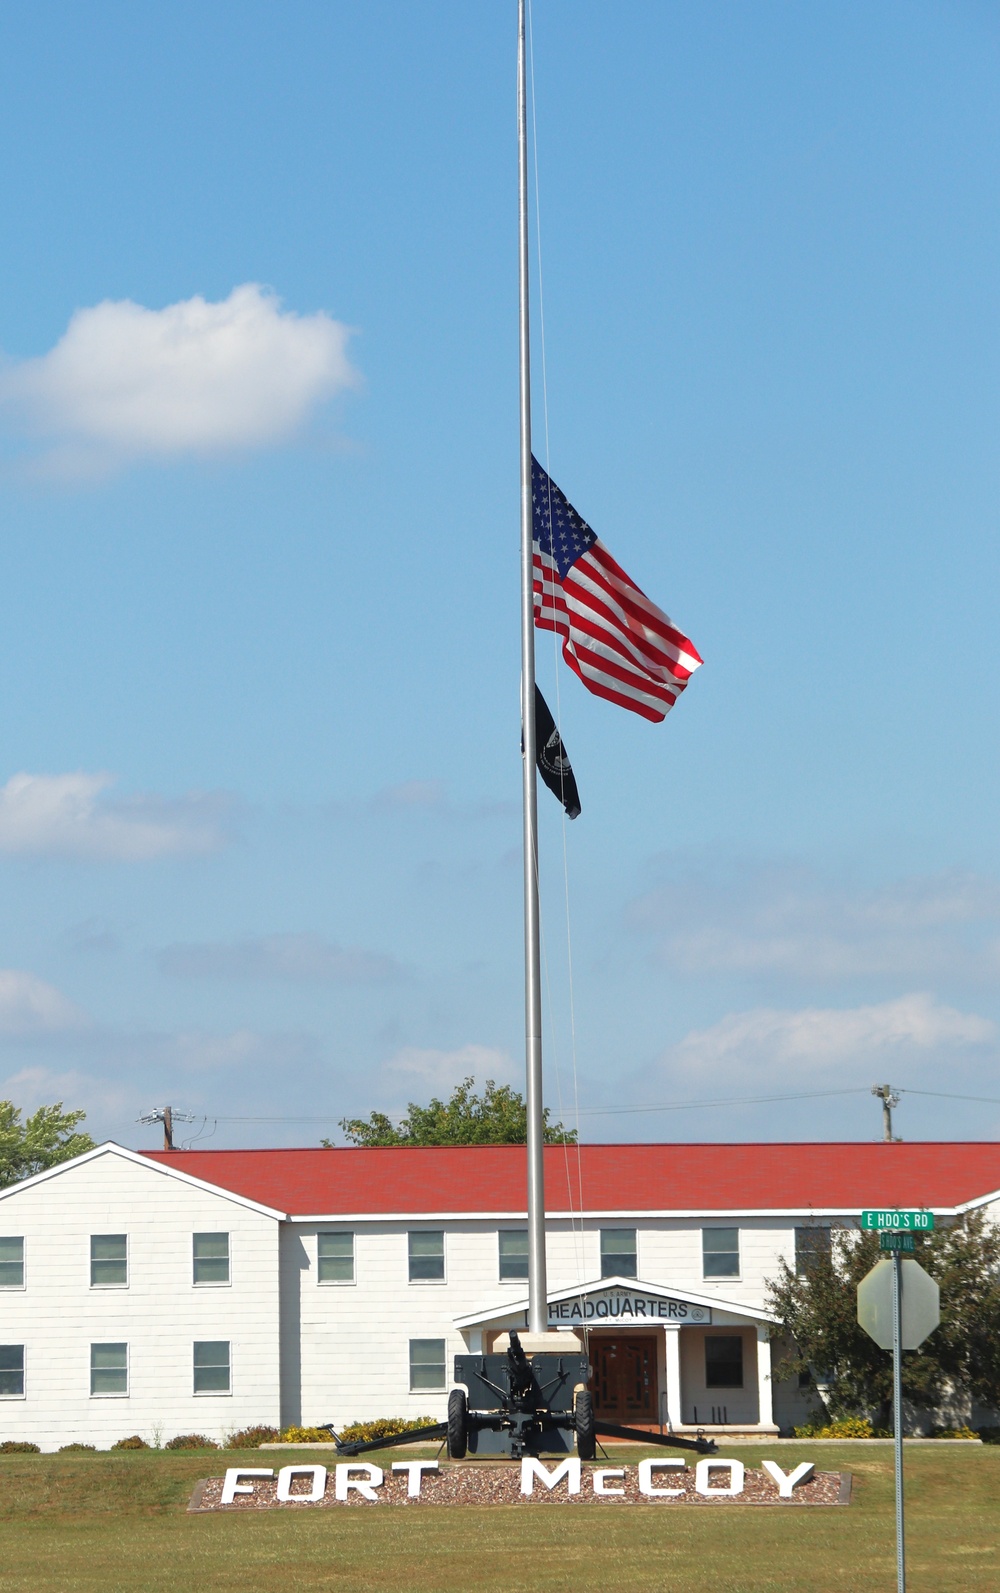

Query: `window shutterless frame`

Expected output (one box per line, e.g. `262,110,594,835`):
409,1338,446,1392
90,1234,128,1288
0,1237,24,1289
91,1342,128,1396
794,1226,832,1276
0,1345,25,1398
317,1231,355,1284
705,1334,745,1389
599,1228,638,1279
498,1229,529,1282
407,1230,445,1283
193,1340,231,1394
192,1233,230,1286
702,1227,740,1279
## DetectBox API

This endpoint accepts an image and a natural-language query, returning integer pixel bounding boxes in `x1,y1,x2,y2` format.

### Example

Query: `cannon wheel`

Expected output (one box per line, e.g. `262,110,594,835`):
447,1388,468,1459
574,1389,596,1460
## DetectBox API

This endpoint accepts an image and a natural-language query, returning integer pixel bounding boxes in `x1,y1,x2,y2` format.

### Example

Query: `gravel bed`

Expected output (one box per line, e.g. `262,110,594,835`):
190,1462,846,1511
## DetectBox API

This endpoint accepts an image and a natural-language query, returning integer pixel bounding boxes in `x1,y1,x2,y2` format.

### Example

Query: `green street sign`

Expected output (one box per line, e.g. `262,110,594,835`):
860,1209,934,1232
880,1232,915,1253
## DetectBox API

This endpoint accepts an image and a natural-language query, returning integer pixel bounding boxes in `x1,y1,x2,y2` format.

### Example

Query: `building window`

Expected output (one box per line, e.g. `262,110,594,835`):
702,1228,740,1279
600,1228,638,1279
318,1232,355,1284
409,1338,446,1391
193,1341,231,1394
193,1233,230,1285
408,1231,445,1282
0,1238,24,1288
0,1346,24,1398
91,1235,127,1288
795,1226,832,1275
705,1335,744,1389
499,1230,528,1282
91,1343,128,1396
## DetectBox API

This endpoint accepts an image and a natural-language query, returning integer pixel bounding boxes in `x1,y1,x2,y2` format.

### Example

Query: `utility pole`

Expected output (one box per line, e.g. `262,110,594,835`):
872,1084,901,1142
137,1106,194,1150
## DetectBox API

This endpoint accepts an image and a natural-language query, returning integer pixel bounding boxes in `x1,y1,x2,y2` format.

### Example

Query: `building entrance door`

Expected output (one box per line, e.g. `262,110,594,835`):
590,1336,658,1422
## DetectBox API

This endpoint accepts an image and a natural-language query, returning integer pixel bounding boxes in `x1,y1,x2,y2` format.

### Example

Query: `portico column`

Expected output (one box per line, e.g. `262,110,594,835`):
755,1324,774,1429
663,1326,682,1430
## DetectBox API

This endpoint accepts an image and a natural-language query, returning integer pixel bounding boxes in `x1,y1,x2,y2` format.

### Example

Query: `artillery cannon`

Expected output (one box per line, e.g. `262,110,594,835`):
327,1331,716,1460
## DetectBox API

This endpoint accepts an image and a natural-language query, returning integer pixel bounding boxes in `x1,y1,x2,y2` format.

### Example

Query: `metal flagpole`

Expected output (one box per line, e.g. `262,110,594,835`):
518,0,547,1334
892,1251,906,1593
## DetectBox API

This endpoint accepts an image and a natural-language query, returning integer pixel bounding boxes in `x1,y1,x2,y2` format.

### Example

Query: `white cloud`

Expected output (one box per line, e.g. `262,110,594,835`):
0,283,356,472
370,780,448,813
629,865,1000,983
384,1043,516,1094
0,971,90,1036
663,993,993,1085
0,772,230,861
159,932,402,985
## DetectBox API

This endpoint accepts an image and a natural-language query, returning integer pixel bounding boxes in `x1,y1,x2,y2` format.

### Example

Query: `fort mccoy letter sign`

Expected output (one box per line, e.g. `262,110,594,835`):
191,1457,850,1512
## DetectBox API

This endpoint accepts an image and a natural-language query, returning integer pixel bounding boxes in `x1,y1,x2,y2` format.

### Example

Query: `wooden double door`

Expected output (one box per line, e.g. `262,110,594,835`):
590,1335,658,1423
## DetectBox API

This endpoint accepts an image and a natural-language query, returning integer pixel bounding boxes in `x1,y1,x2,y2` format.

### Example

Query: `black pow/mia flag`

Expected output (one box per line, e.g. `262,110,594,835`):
533,684,581,820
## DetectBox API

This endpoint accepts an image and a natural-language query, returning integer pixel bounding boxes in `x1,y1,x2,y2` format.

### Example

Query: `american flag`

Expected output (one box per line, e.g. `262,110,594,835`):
531,457,703,723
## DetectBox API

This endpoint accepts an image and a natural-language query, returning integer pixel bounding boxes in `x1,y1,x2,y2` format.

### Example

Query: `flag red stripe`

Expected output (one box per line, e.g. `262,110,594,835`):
560,649,668,722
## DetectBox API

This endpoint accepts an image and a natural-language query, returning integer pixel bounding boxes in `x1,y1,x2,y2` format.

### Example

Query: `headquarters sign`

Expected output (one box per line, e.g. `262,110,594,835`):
546,1291,711,1326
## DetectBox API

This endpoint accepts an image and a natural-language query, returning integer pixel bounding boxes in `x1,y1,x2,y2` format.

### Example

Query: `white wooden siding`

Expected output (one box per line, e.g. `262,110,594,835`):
0,1150,280,1451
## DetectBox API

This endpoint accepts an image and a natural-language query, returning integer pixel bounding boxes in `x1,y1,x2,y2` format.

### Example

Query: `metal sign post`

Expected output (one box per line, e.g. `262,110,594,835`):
857,1212,941,1593
891,1251,905,1593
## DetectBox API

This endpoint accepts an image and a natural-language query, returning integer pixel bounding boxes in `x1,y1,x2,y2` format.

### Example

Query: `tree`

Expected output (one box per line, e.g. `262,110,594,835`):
0,1100,95,1189
766,1213,1000,1430
332,1076,577,1148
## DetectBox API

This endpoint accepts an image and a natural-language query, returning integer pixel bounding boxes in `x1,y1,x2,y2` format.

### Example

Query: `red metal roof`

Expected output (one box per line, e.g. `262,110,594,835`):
141,1142,1000,1216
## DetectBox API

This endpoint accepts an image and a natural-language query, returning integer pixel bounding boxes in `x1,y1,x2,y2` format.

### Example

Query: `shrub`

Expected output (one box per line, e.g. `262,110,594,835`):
226,1425,280,1450
277,1416,439,1446
335,1416,438,1445
931,1426,979,1440
165,1433,218,1450
977,1426,1000,1445
111,1435,149,1450
792,1415,885,1439
58,1443,96,1453
0,1441,40,1454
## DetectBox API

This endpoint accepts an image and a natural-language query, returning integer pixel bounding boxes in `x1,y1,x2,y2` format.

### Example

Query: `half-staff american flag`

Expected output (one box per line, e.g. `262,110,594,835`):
531,457,703,723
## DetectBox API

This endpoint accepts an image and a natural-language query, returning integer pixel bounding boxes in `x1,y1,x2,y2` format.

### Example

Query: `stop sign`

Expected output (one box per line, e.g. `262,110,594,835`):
857,1258,940,1350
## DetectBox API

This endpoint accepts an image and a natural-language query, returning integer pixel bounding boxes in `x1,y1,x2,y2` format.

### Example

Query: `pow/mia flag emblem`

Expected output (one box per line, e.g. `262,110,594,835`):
533,685,581,820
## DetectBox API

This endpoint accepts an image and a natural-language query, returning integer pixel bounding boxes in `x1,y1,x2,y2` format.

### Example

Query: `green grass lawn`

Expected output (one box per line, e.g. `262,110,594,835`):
0,1442,996,1593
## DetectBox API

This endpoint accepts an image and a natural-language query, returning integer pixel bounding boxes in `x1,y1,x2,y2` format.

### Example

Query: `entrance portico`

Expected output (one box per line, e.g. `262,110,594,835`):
455,1276,778,1436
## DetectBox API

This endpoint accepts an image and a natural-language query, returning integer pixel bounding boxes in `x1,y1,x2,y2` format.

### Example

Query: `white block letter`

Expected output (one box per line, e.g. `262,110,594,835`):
335,1462,384,1501
392,1460,439,1497
695,1458,745,1497
520,1456,581,1495
638,1459,685,1497
593,1468,626,1496
762,1459,815,1497
276,1465,327,1503
220,1467,273,1505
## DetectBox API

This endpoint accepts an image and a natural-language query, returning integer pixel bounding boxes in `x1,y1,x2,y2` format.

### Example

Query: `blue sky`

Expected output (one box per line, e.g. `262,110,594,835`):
0,1,998,1150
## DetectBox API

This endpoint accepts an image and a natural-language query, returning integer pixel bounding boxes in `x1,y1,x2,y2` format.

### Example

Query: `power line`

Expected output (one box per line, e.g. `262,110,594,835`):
903,1088,1000,1108
139,1085,1000,1134
575,1088,871,1117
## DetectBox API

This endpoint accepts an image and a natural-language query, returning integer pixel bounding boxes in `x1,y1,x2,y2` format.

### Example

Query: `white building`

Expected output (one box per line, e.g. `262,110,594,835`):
0,1139,997,1450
